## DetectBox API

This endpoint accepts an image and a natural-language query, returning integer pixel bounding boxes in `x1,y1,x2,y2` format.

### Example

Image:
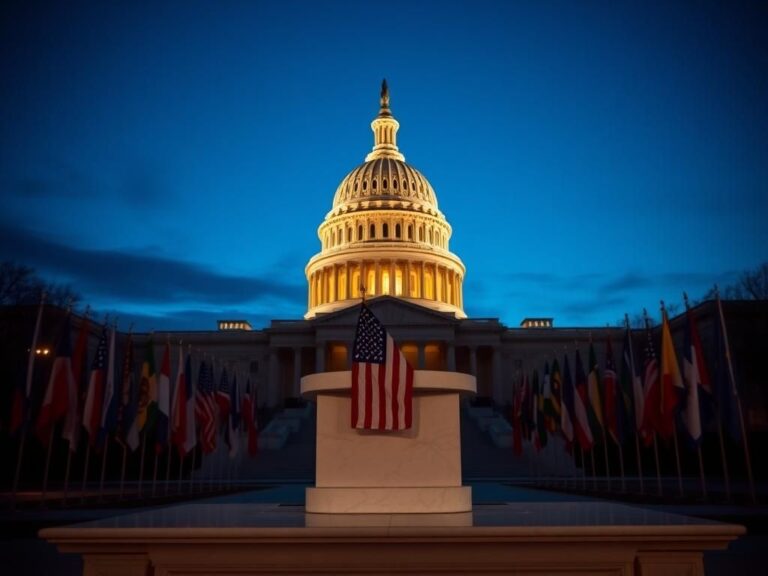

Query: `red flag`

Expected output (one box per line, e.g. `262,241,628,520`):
241,379,258,457
658,307,684,438
170,345,187,455
63,312,90,451
351,304,413,431
640,322,660,445
35,313,74,443
10,295,46,434
82,326,108,447
602,338,619,443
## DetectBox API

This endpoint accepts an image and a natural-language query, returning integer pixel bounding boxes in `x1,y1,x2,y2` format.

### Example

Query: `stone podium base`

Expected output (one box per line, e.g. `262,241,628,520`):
301,370,476,514
305,485,472,513
40,500,744,576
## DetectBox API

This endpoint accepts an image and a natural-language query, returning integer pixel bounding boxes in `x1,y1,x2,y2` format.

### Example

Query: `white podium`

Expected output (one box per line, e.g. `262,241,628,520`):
301,370,476,514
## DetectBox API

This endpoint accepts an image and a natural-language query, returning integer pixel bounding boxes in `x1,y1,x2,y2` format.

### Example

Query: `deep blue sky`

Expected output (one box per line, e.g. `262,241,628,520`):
2,1,766,331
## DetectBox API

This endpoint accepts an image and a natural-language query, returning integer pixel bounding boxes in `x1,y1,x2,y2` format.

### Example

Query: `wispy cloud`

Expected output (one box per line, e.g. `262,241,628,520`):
0,222,305,313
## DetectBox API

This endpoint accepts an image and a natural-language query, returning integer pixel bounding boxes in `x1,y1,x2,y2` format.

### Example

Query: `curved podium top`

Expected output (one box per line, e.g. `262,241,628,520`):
301,370,476,398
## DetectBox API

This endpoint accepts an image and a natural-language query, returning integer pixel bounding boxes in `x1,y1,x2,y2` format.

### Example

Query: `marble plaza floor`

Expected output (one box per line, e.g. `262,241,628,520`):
1,481,766,575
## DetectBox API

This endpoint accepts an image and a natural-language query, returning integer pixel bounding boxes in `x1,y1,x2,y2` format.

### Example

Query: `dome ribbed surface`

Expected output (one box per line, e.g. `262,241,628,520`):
332,157,438,211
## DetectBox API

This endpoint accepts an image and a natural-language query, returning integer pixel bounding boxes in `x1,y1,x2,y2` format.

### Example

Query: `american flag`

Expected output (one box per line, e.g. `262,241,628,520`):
195,359,217,453
351,304,413,431
640,323,660,445
82,325,108,446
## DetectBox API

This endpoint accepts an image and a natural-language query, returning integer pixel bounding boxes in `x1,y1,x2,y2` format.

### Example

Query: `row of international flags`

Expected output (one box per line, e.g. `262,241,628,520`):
10,297,260,498
508,292,754,499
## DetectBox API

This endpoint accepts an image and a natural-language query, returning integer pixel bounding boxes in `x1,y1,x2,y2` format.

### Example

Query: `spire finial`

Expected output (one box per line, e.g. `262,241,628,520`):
380,78,390,109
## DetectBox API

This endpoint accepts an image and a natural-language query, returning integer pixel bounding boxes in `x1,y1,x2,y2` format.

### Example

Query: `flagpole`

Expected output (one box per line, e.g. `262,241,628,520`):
11,291,47,508
624,315,644,494
178,451,184,494
152,450,159,497
40,426,56,506
697,444,707,498
98,438,110,502
652,434,662,497
189,447,197,494
119,444,128,500
715,412,731,501
137,430,146,498
80,444,91,504
634,435,644,494
716,288,756,504
617,443,626,493
165,448,171,495
589,448,597,490
660,301,684,499
62,447,74,506
672,425,684,497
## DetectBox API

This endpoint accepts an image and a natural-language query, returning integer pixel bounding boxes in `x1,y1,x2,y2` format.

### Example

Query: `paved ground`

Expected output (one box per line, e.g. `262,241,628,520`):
1,407,766,574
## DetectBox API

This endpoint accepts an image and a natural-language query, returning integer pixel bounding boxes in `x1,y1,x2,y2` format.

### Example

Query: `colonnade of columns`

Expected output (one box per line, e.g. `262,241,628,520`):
266,341,504,405
307,259,463,311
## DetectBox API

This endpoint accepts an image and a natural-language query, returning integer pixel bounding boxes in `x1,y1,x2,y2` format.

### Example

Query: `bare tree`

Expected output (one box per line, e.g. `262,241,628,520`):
739,262,768,300
0,261,81,307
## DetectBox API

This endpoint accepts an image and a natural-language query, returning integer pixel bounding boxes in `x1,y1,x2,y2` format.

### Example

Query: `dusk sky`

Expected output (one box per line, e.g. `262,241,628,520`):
2,1,766,331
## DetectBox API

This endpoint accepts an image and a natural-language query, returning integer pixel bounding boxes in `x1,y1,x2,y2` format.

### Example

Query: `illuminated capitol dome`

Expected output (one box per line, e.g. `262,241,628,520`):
305,80,466,319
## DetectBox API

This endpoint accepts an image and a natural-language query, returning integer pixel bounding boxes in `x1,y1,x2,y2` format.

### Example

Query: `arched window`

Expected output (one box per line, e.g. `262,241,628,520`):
393,179,398,190
331,230,336,247
363,181,368,191
383,223,389,238
403,179,408,190
382,178,388,190
370,223,376,239
395,223,401,238
419,227,424,242
408,224,413,240
358,224,363,240
347,227,352,242
372,179,377,190
354,181,358,191
429,228,433,244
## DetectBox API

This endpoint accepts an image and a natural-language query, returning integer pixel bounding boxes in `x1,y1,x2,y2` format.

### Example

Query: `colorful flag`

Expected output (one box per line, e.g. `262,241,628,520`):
714,295,741,441
682,303,710,444
559,356,574,446
195,359,217,453
182,351,196,456
225,373,240,458
63,311,90,451
587,342,604,433
542,361,559,434
35,312,74,443
10,294,46,435
135,338,157,433
658,307,684,438
96,325,117,448
216,366,231,425
534,369,547,449
155,341,171,454
602,338,621,444
171,345,187,455
82,325,109,446
117,333,139,451
621,324,643,437
640,321,660,445
351,304,414,430
241,379,258,457
573,349,594,450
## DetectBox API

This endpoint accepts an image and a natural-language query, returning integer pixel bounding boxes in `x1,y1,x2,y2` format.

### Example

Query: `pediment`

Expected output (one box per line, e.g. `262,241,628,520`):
311,296,460,328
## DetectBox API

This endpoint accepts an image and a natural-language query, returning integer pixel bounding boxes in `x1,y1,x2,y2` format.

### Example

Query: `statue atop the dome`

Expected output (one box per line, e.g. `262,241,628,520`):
380,78,390,109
